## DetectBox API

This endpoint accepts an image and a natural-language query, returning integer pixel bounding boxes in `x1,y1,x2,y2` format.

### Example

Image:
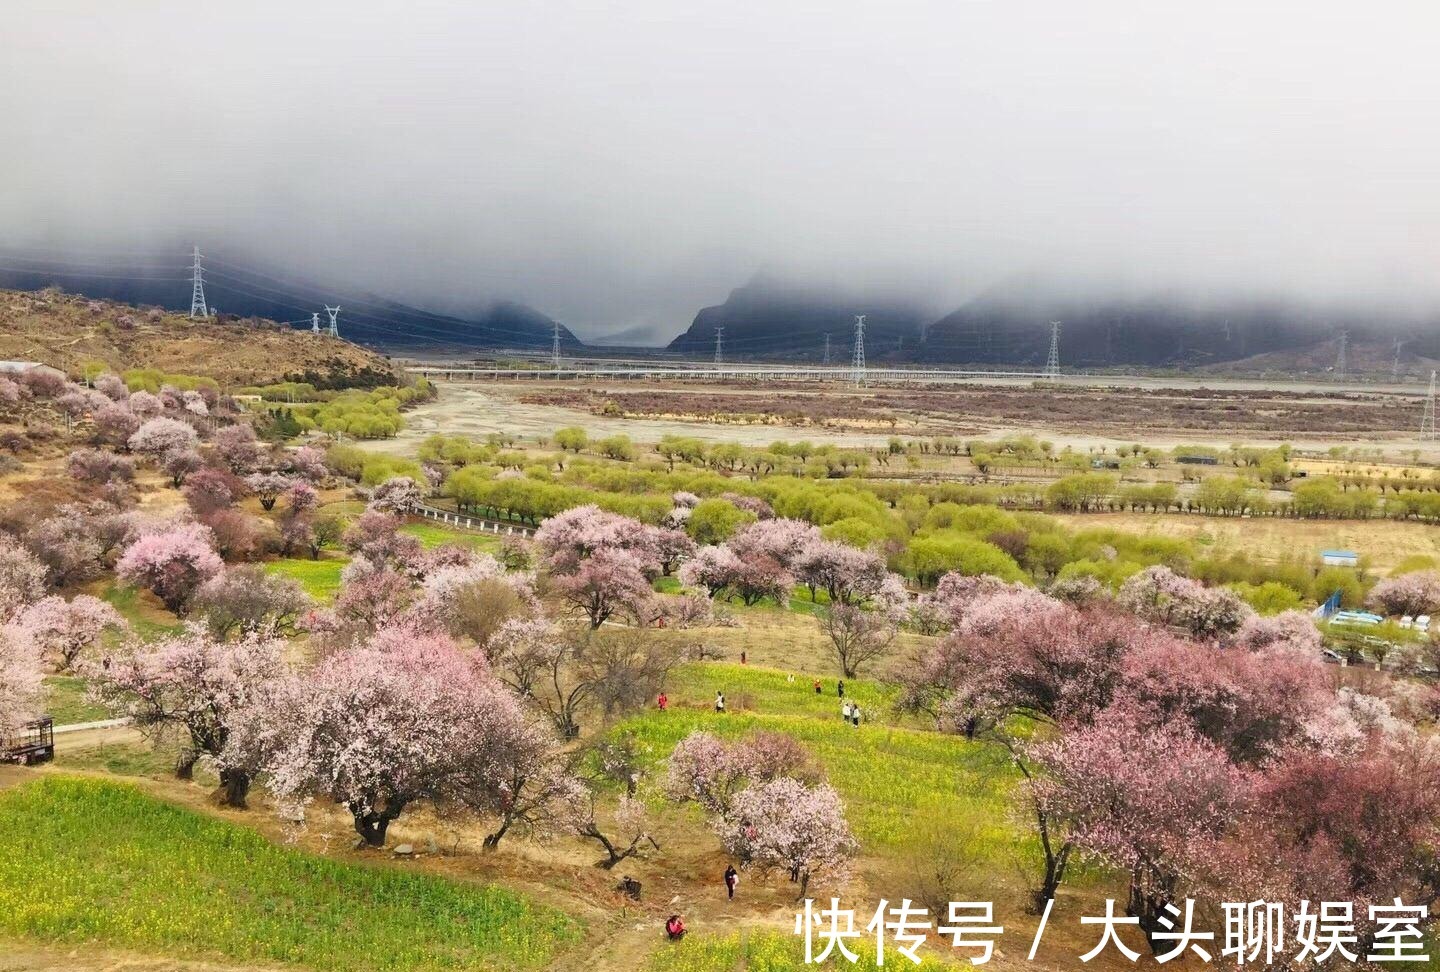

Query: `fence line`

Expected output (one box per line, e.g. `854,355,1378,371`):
415,504,535,537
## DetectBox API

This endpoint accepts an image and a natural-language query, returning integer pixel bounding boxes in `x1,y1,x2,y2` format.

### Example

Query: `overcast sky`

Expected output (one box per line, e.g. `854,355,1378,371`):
3,1,1440,341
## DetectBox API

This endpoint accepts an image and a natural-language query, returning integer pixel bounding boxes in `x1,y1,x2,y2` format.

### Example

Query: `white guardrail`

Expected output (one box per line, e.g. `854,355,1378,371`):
415,505,535,538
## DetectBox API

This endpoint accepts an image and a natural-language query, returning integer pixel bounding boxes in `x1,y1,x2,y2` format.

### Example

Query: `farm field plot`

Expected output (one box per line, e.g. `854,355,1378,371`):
1054,511,1440,574
0,777,581,972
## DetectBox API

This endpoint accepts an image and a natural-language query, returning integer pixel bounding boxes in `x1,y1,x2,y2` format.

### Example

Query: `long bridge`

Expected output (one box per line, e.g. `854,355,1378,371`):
405,363,1056,384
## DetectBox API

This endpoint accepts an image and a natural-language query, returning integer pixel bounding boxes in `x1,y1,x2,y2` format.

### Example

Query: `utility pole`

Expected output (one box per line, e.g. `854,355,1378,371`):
1424,371,1438,441
823,332,831,366
188,245,208,318
1044,321,1061,378
1393,338,1404,380
851,314,867,386
552,321,562,370
714,326,724,365
1335,330,1348,379
311,312,320,334
324,305,340,338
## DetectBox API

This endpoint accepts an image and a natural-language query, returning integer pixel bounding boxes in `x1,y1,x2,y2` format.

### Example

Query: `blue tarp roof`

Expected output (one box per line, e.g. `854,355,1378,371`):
1321,550,1358,557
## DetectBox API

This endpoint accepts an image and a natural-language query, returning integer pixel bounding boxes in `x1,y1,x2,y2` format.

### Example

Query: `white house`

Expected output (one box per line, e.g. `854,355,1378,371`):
1321,549,1359,568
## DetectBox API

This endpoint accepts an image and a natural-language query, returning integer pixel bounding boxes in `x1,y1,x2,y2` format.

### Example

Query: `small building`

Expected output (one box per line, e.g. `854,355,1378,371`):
1321,549,1360,568
1176,455,1219,466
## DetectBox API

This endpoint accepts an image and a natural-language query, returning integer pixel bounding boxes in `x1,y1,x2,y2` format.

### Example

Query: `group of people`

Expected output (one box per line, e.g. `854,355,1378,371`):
841,698,862,727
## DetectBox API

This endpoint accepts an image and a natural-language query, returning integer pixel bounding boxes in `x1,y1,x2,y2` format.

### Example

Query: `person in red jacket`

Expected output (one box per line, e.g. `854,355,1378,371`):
666,914,686,941
657,692,668,711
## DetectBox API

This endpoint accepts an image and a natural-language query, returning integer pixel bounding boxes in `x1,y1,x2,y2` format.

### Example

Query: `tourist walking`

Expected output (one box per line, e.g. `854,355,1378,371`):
724,865,738,900
715,691,726,713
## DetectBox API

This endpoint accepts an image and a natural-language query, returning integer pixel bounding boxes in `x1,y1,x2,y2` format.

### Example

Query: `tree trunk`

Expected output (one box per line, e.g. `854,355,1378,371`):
352,807,399,848
217,768,250,809
175,750,199,780
482,818,512,850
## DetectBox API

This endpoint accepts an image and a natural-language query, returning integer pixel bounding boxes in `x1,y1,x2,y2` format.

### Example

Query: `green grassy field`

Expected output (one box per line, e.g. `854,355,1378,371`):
400,520,504,554
97,582,182,640
266,556,348,601
0,777,580,971
41,676,108,725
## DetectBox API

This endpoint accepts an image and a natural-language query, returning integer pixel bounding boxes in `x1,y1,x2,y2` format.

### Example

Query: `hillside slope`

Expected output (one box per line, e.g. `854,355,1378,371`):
0,288,400,387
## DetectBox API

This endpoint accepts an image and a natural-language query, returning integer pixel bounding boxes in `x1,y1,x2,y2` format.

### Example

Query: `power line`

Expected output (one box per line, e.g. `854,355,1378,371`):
1335,329,1348,379
850,314,866,386
1424,371,1437,441
552,320,562,369
324,305,341,338
1393,338,1404,380
823,332,831,365
311,312,320,334
713,326,724,365
1044,321,1061,378
189,245,208,319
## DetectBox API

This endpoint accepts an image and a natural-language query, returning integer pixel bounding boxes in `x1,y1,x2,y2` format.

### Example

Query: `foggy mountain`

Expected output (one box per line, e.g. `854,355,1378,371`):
666,276,930,361
0,259,584,355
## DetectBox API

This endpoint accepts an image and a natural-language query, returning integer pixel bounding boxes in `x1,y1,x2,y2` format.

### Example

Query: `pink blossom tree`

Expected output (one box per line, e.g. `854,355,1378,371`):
162,448,205,487
182,467,245,515
1117,565,1252,639
533,505,662,575
367,476,424,514
190,565,311,638
1029,706,1250,941
665,730,818,815
0,626,43,742
716,777,857,899
128,417,200,460
94,373,129,401
15,594,125,671
793,539,906,610
551,548,654,628
244,472,294,512
727,518,821,568
0,538,47,620
342,509,422,568
126,390,163,419
1366,570,1440,617
287,445,329,482
90,402,140,447
91,626,286,806
211,423,262,473
116,522,224,614
67,448,135,485
235,626,497,846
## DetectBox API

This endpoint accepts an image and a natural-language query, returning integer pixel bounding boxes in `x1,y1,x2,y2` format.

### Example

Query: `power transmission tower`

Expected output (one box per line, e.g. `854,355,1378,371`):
1392,338,1404,380
823,332,831,366
311,312,320,334
1335,330,1348,379
714,327,724,365
1424,371,1438,441
324,305,340,338
552,321,562,369
850,314,867,386
188,245,208,319
1044,321,1061,378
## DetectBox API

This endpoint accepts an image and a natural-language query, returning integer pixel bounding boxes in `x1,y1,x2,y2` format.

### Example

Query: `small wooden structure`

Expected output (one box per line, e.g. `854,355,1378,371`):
2,715,54,766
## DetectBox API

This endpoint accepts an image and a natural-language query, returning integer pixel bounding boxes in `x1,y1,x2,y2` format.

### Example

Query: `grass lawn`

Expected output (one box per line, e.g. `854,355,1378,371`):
401,521,504,554
652,576,830,618
96,582,182,641
266,556,348,602
0,776,580,972
41,675,108,725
